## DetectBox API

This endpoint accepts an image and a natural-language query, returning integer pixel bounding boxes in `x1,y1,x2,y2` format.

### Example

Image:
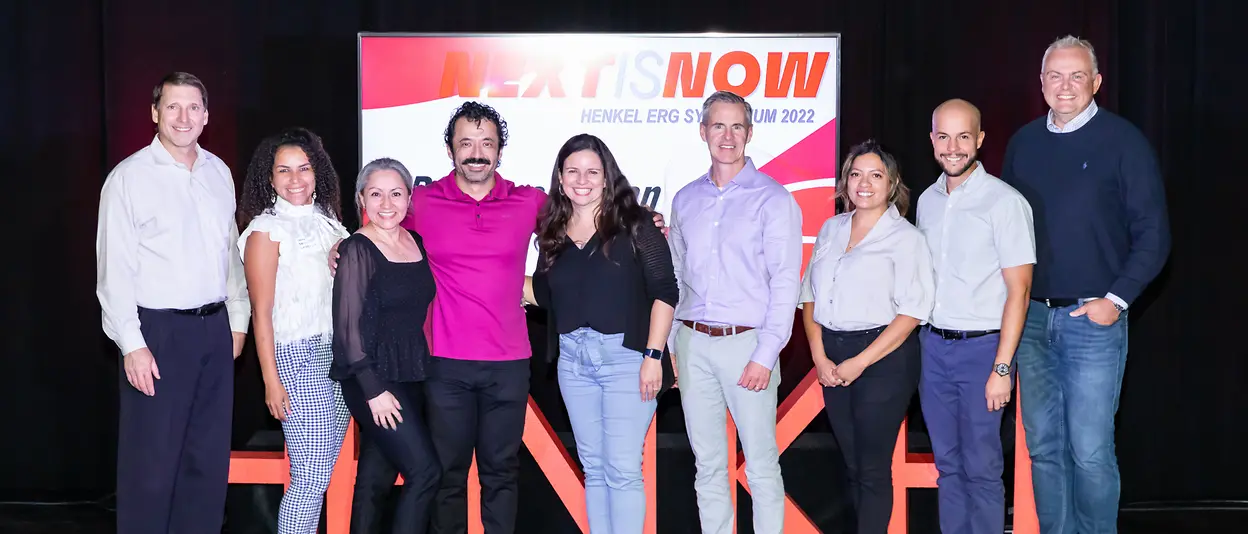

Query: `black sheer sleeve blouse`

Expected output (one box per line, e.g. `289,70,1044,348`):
329,230,436,400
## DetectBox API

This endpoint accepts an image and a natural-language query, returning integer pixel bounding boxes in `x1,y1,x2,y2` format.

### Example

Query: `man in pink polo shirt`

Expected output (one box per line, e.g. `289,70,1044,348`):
404,102,545,534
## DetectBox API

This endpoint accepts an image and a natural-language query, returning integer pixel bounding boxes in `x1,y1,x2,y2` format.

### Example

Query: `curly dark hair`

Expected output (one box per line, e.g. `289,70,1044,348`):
237,127,343,230
535,133,647,272
443,101,508,159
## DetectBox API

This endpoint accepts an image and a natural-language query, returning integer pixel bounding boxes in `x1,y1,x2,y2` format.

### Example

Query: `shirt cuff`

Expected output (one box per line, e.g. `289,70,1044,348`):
118,329,148,356
749,339,781,370
228,312,251,335
355,367,386,401
1104,293,1129,310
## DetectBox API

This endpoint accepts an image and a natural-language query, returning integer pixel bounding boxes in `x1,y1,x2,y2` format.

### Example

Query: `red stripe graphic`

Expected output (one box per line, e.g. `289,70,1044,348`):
362,37,506,109
758,118,838,275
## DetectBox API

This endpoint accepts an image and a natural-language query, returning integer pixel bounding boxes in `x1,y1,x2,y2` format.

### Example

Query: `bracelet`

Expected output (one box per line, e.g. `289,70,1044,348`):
643,348,663,360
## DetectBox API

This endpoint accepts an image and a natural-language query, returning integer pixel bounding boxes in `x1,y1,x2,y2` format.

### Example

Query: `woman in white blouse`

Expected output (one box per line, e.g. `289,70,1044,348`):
798,139,935,534
237,128,352,534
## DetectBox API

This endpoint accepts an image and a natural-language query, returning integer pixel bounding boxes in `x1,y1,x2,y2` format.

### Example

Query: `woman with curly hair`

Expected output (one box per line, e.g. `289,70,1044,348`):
236,127,351,534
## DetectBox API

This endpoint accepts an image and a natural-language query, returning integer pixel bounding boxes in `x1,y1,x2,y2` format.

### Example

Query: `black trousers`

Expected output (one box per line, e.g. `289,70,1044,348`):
116,306,233,534
349,429,398,534
822,326,921,534
424,357,531,534
342,380,441,534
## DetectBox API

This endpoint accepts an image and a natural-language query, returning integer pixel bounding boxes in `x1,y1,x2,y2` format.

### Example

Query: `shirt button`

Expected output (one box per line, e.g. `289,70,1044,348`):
714,221,719,226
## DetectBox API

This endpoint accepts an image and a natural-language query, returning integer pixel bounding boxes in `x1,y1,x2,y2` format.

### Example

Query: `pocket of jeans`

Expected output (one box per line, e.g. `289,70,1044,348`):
1083,314,1119,329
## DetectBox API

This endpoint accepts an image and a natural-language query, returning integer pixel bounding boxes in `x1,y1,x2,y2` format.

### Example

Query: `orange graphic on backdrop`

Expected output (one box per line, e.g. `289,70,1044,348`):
228,379,1038,533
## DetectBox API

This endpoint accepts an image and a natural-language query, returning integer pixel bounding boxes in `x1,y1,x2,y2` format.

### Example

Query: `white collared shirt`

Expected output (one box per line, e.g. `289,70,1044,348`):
1047,99,1099,133
239,196,349,343
799,204,935,331
917,163,1036,331
96,135,251,355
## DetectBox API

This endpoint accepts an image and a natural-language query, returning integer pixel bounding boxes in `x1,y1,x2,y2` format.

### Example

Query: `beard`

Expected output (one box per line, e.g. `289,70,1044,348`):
939,153,978,178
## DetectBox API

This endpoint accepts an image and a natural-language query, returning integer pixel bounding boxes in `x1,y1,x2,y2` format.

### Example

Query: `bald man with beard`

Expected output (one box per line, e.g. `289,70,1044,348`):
916,99,1036,534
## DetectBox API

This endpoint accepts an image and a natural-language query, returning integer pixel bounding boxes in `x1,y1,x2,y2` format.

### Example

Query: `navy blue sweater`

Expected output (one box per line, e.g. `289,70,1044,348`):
1001,109,1170,305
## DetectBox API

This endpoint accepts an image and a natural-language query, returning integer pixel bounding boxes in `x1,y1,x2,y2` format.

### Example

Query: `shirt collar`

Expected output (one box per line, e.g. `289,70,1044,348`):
933,161,988,196
271,194,316,218
879,203,904,229
842,203,904,249
701,156,759,190
434,170,513,201
148,134,205,171
1046,99,1099,133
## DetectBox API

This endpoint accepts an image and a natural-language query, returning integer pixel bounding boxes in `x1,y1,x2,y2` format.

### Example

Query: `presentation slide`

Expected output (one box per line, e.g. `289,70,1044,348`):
358,33,841,274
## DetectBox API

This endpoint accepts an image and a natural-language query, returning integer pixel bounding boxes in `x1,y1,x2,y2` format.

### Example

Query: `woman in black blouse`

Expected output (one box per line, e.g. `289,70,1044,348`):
523,133,678,534
330,157,440,533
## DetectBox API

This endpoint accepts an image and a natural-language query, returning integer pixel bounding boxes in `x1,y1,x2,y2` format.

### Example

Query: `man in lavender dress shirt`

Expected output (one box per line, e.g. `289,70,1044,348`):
667,91,803,534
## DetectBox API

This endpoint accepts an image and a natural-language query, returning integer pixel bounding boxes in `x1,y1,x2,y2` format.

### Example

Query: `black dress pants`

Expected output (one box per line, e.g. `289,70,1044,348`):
822,326,921,534
349,428,398,534
342,380,441,534
424,357,531,534
116,305,233,534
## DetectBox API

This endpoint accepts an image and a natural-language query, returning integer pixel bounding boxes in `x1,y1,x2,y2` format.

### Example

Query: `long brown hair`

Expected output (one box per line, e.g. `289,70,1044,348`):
535,134,646,271
835,139,911,216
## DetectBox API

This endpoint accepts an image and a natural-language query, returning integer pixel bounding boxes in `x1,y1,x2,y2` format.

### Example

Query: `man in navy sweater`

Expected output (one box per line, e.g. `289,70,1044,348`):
1002,36,1170,533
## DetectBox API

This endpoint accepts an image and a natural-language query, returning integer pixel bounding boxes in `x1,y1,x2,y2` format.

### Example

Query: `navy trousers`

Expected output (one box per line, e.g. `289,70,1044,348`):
116,305,233,534
918,328,1007,534
822,326,921,534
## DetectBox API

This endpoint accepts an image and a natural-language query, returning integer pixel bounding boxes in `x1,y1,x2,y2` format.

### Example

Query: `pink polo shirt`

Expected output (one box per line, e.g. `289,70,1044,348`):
402,172,546,361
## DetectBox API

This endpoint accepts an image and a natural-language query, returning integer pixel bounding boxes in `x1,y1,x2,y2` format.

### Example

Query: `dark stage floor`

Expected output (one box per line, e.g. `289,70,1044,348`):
3,502,1241,534
3,432,1242,534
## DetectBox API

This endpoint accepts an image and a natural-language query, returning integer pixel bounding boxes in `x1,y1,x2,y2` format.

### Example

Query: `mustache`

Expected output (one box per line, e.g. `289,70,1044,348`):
460,158,492,167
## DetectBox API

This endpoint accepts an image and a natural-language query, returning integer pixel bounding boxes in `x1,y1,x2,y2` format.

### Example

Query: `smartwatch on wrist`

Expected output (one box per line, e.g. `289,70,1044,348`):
643,348,663,361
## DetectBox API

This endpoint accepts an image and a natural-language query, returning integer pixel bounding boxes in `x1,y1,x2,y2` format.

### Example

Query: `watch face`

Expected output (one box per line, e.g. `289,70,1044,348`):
995,363,1010,376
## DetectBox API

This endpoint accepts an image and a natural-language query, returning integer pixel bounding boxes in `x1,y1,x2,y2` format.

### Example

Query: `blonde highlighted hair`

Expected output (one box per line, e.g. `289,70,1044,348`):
835,139,910,216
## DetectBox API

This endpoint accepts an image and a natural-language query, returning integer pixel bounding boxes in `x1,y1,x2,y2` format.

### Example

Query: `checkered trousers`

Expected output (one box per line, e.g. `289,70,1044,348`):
274,334,351,534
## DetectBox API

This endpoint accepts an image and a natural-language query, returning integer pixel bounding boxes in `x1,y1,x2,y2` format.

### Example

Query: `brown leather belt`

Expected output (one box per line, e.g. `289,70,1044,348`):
681,320,754,337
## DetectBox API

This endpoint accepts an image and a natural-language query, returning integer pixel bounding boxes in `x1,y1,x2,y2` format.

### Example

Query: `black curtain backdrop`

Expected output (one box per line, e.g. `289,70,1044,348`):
2,0,1244,516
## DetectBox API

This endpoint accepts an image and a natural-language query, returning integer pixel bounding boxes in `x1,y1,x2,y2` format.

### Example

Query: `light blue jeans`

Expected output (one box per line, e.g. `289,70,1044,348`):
558,327,658,534
1017,300,1129,534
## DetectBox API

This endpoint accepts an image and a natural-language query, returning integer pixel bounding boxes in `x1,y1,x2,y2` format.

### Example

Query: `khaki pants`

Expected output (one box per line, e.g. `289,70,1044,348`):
674,323,785,534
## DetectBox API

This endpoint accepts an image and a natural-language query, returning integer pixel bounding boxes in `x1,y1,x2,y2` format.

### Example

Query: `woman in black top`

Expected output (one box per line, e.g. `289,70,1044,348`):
523,133,679,534
330,157,440,534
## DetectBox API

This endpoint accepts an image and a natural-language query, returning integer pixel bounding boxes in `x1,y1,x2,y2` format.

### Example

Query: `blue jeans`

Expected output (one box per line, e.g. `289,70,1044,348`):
919,330,1007,534
1017,300,1128,533
558,328,658,534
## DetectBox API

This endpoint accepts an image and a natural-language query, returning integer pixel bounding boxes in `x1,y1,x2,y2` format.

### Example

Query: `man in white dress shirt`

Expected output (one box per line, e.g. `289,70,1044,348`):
916,99,1035,534
95,71,250,534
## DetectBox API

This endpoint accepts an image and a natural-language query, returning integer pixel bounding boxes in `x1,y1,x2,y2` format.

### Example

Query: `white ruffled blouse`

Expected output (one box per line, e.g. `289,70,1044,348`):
238,196,350,344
